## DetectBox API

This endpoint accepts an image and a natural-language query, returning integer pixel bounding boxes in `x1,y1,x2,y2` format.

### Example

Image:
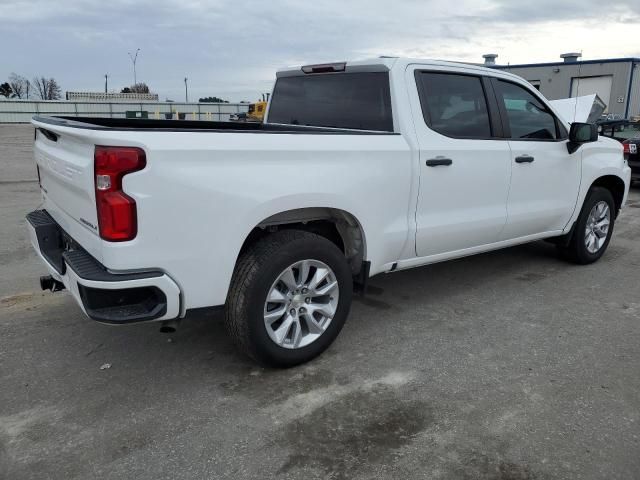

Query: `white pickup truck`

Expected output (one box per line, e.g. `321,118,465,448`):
28,57,631,367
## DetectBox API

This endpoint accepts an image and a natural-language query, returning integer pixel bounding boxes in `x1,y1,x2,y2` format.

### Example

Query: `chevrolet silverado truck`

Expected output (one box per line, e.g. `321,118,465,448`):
28,58,631,367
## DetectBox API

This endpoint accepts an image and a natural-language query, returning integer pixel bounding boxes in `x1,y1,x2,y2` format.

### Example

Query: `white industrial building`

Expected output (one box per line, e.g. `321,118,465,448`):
65,91,159,102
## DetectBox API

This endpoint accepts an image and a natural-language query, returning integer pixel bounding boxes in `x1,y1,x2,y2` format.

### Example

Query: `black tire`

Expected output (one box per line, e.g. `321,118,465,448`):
559,187,616,264
225,230,353,367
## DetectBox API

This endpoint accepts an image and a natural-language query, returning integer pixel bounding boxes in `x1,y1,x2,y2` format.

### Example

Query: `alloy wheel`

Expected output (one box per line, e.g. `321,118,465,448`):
263,259,339,349
584,201,611,254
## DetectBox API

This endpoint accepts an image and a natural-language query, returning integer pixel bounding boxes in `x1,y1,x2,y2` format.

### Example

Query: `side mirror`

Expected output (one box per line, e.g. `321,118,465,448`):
567,122,598,154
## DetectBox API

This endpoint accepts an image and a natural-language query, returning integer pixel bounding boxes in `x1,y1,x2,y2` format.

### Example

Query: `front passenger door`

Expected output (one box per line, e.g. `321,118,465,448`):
491,79,581,240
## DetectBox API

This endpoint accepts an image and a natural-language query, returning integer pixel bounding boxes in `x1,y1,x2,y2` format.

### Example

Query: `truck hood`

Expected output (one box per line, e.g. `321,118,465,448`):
549,94,606,124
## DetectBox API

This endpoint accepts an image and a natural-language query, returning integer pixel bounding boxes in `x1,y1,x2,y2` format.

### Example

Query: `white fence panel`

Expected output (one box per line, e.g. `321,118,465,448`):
0,100,250,123
76,103,111,114
37,102,77,114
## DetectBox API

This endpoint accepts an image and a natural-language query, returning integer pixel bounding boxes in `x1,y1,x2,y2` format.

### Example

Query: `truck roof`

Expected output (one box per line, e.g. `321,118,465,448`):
276,57,525,82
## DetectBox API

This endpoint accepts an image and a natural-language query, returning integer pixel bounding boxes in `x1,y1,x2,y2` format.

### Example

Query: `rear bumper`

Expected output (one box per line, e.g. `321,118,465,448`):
26,209,181,324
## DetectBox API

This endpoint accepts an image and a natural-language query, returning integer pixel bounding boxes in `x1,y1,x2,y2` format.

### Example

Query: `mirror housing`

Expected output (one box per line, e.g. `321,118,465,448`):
567,122,598,154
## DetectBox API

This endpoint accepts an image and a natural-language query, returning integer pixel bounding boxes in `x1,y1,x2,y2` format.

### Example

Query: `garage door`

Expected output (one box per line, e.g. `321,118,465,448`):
571,75,613,112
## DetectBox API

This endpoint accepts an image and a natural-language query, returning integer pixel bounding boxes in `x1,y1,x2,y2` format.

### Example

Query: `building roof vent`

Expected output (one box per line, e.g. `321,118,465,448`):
482,54,498,66
560,52,582,63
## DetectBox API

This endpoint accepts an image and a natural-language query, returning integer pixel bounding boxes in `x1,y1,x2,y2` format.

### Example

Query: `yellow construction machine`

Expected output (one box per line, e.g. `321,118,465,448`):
232,93,270,123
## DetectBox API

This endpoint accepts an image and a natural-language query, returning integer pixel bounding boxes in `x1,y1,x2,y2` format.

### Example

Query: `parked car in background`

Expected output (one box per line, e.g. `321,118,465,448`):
598,114,628,133
598,120,640,182
623,137,640,182
28,57,631,366
600,113,625,122
599,120,640,138
229,111,247,121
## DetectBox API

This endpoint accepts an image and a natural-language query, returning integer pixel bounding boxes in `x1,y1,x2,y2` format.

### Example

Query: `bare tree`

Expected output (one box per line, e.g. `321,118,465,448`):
8,73,30,99
129,82,150,94
32,76,62,100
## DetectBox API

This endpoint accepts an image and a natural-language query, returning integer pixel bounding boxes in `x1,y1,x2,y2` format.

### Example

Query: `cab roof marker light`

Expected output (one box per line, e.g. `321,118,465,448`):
301,62,347,74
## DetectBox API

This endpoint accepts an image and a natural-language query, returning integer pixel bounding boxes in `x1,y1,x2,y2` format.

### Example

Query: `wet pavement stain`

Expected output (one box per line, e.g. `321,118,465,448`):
455,454,538,480
0,292,35,307
277,388,433,479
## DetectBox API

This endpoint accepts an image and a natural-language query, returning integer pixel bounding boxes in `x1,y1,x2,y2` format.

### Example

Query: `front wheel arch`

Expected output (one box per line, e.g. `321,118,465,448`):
559,186,616,264
589,175,626,217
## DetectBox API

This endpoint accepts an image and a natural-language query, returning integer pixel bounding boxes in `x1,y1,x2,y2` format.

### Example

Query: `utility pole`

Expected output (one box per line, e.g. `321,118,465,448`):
128,48,140,86
184,77,188,102
104,74,109,93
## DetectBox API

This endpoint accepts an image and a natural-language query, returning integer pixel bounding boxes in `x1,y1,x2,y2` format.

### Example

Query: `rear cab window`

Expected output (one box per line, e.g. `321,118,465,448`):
267,72,393,132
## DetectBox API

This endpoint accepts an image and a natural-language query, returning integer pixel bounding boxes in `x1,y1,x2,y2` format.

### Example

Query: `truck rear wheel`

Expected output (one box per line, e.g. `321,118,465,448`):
225,230,353,367
559,187,616,264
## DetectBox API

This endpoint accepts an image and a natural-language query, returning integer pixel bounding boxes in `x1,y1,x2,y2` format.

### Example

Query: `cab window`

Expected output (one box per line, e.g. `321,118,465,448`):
268,72,393,132
494,80,564,140
415,72,492,139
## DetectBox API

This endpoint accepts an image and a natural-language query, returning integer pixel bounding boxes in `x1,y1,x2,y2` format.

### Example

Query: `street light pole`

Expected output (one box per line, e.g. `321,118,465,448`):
184,77,188,102
104,74,109,93
128,48,140,86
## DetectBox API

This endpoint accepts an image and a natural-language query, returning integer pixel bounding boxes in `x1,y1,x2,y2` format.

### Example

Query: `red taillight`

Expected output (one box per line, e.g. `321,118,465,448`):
94,146,146,241
623,143,630,154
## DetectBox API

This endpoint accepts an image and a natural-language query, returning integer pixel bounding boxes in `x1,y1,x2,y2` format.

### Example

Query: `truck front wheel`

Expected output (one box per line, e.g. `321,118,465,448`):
559,186,616,264
225,230,353,367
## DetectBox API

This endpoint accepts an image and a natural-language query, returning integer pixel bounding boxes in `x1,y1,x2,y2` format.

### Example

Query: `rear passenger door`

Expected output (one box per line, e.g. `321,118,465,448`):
490,78,580,239
409,68,512,258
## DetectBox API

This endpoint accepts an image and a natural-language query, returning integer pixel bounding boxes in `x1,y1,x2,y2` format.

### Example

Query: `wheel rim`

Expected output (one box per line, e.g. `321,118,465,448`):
584,201,611,254
263,259,339,349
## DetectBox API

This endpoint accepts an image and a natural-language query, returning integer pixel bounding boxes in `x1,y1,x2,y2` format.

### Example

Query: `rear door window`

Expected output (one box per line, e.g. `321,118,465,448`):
267,72,393,132
415,72,492,139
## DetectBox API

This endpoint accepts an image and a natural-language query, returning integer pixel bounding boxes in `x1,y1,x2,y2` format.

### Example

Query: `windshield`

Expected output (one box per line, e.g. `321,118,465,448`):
267,72,393,132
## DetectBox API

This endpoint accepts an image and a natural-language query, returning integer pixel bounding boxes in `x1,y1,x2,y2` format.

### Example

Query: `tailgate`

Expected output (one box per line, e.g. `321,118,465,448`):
32,120,102,261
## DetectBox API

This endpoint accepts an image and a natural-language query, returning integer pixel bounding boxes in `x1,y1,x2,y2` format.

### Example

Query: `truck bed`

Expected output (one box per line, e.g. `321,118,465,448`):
32,115,396,135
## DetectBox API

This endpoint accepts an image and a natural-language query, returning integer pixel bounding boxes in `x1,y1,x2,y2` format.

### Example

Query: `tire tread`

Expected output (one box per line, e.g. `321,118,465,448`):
559,186,615,265
225,230,335,363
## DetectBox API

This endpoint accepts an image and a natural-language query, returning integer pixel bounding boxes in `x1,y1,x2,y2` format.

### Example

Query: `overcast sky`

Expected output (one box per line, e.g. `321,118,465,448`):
1,0,639,102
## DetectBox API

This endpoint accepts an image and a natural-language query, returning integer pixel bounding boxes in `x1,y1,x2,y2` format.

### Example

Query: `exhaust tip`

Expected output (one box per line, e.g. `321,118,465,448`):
40,276,65,292
40,275,54,291
159,319,180,333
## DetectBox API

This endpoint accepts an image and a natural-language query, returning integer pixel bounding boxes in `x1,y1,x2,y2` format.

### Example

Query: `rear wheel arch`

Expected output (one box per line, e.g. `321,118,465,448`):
237,207,367,276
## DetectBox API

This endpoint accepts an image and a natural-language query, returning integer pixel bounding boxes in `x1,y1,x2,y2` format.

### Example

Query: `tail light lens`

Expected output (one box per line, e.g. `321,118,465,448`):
94,146,146,241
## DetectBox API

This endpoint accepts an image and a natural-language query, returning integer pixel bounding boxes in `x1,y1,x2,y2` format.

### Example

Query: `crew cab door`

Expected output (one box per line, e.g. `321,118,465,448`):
408,67,512,257
489,78,581,239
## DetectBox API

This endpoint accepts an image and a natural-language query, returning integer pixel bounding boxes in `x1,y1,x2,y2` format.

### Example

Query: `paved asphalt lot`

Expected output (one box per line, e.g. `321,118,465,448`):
1,124,639,479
